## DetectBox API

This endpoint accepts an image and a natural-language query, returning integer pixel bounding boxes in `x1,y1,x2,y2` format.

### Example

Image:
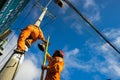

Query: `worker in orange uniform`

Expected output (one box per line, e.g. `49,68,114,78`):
15,24,47,53
42,50,64,80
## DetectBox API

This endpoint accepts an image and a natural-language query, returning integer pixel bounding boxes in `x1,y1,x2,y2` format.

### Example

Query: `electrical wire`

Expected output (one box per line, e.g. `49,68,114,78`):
63,0,120,54
35,1,56,29
41,16,56,29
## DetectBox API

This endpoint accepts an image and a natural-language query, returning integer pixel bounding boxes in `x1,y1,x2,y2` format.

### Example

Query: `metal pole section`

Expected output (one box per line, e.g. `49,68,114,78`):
34,7,48,27
34,0,52,27
0,38,8,50
0,53,24,80
63,0,120,54
40,36,50,80
0,0,52,79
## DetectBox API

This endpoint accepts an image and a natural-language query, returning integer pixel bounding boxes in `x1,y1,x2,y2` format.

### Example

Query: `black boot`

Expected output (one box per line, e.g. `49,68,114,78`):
14,49,25,54
0,52,3,56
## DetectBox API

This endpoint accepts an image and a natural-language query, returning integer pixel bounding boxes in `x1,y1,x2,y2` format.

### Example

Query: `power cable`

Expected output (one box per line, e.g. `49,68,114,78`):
41,16,56,29
63,0,120,54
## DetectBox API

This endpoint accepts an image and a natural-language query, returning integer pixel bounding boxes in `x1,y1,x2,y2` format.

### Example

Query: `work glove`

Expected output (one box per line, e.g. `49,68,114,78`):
43,40,50,46
38,43,45,52
43,39,47,43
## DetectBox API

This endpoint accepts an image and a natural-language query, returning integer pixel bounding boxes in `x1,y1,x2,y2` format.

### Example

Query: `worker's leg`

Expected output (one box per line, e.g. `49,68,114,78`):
17,26,32,51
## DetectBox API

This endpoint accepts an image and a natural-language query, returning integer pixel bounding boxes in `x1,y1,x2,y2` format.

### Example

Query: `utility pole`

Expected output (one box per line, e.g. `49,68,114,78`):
36,0,64,80
0,53,24,80
0,0,64,80
0,1,49,80
34,0,64,27
0,38,8,56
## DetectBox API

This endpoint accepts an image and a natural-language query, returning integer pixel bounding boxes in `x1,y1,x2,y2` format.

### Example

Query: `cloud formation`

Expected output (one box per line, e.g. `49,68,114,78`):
61,28,120,80
62,48,91,80
15,54,40,80
88,28,120,79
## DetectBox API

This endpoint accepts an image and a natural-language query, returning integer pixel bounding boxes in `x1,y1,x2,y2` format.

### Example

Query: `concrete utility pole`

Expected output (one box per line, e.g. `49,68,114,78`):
38,0,64,80
0,53,24,80
0,1,48,80
0,38,8,56
34,0,64,27
0,0,64,80
34,7,48,27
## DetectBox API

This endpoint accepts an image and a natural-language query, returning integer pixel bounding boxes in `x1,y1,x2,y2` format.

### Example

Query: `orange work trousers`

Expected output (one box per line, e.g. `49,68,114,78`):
17,24,45,51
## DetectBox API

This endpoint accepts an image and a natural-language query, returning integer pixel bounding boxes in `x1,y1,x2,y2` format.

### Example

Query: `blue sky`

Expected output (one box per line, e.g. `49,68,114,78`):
1,0,120,80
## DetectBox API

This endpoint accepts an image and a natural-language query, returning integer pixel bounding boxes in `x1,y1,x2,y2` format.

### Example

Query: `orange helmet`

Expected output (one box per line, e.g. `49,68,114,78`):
52,50,64,58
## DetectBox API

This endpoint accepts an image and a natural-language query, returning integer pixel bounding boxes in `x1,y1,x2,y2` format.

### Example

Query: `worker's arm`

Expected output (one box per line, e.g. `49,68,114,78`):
42,57,64,73
38,27,47,43
46,52,52,62
41,53,52,70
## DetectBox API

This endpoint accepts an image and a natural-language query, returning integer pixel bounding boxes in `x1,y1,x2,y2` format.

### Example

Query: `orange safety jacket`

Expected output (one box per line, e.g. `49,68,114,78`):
17,24,45,51
45,53,64,80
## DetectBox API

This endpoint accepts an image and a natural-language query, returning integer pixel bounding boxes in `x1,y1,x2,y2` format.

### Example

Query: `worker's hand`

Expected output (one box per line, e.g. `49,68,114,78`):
43,40,50,46
41,64,47,70
38,43,45,52
43,40,47,44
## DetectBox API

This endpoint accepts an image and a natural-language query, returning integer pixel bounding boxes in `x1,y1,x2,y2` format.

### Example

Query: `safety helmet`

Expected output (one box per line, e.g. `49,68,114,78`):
52,50,64,58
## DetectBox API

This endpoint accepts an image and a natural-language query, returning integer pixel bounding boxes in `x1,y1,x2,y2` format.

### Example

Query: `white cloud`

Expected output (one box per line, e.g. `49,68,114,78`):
61,0,101,36
61,28,120,80
86,28,120,79
62,48,92,80
62,47,119,79
65,48,79,58
103,28,120,48
98,57,120,78
84,0,96,8
89,11,100,22
62,46,118,79
83,0,101,22
104,28,120,39
71,22,83,34
109,62,120,76
114,37,120,47
90,28,120,54
15,54,40,80
97,43,110,52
